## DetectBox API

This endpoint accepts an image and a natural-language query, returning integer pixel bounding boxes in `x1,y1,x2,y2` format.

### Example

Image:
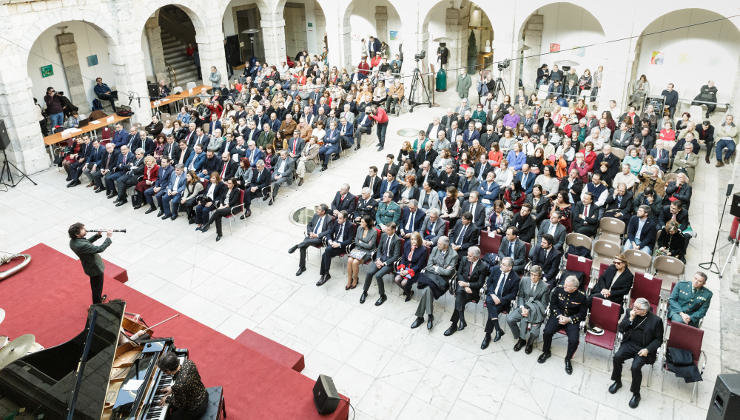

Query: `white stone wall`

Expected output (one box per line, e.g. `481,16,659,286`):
1,0,738,175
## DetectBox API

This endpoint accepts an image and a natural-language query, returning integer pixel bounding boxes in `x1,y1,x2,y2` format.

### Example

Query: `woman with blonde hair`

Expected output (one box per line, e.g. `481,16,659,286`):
346,216,378,289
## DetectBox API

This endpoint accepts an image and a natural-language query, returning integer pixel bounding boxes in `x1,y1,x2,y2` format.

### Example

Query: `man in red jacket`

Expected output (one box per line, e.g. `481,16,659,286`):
369,105,389,151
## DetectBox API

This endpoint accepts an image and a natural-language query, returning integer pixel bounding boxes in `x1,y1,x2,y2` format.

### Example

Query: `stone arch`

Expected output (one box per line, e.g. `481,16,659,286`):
629,8,740,105
514,0,609,38
134,1,209,43
340,0,404,67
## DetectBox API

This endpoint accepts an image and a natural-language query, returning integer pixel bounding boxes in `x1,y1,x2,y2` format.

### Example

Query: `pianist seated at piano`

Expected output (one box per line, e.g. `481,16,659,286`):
157,352,209,419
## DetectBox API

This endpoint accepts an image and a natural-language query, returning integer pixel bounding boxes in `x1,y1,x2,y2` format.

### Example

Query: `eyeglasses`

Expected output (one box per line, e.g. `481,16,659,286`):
614,261,624,265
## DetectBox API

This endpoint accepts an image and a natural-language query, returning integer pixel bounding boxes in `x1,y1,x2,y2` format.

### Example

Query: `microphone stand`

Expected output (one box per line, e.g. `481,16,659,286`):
699,184,734,274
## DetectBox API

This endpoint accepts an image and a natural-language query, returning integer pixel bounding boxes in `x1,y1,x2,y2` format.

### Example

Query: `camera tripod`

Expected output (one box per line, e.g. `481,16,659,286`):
490,68,507,102
0,148,37,188
408,61,432,112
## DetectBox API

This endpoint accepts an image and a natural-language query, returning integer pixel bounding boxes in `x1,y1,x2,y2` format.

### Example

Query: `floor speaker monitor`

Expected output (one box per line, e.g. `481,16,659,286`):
312,373,340,415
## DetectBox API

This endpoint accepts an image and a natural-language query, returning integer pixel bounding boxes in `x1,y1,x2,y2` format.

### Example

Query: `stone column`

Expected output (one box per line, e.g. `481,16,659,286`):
196,25,229,86
261,13,287,68
375,6,388,44
0,62,50,174
145,17,168,83
56,31,88,114
109,40,152,125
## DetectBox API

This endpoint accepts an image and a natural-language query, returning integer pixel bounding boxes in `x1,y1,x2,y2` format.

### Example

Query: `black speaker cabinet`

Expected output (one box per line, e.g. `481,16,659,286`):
707,374,740,420
0,119,9,151
312,374,340,415
730,193,740,218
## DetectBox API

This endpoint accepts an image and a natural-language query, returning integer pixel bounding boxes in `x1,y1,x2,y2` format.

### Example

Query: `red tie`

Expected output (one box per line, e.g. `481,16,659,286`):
221,163,227,178
469,262,473,276
292,139,297,155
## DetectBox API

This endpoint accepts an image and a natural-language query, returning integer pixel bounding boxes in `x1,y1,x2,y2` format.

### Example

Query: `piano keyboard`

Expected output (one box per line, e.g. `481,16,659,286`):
144,354,186,419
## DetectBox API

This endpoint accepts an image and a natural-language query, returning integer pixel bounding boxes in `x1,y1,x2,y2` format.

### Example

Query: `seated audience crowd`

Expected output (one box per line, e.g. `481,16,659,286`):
285,81,721,409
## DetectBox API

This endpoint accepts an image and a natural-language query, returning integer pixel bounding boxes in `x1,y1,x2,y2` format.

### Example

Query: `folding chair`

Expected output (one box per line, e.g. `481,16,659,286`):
629,272,662,315
598,217,625,245
565,232,593,252
623,249,652,274
660,322,706,402
653,255,685,291
592,240,620,275
564,253,592,291
479,231,502,255
225,189,246,234
583,297,622,369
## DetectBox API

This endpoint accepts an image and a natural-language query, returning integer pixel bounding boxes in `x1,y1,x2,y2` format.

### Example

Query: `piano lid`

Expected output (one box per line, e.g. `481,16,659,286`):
0,300,125,420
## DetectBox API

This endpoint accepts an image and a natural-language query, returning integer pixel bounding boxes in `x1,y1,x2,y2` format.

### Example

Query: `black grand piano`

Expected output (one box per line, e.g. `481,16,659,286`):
0,300,187,419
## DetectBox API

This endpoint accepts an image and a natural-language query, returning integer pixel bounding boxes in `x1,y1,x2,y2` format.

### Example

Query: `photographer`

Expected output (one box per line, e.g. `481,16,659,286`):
44,87,64,128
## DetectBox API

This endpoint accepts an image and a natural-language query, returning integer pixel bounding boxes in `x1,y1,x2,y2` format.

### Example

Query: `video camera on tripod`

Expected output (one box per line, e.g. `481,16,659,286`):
497,59,510,72
414,50,426,61
409,50,431,112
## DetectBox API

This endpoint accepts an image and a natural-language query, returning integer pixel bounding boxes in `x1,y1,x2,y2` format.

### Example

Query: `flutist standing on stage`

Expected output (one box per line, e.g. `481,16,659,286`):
68,222,113,304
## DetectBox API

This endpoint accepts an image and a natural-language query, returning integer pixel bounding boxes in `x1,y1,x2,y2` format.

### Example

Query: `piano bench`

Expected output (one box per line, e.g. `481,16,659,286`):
200,386,227,419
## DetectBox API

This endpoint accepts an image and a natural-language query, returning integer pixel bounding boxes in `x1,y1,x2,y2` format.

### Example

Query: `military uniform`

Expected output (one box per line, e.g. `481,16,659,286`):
541,286,587,360
69,233,112,303
667,281,712,327
375,201,401,227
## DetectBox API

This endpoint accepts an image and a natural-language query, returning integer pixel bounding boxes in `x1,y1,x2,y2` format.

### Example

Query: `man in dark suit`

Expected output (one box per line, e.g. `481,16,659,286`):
316,211,353,286
449,212,478,258
242,160,270,218
81,139,106,187
461,191,486,230
113,148,146,206
68,223,113,304
571,192,599,237
624,205,657,253
420,208,446,247
189,127,209,150
537,211,566,252
362,166,382,199
162,135,180,161
436,163,459,199
100,144,129,196
658,200,690,231
378,171,399,201
444,246,487,336
415,142,438,169
560,169,584,205
174,141,192,167
338,117,354,149
529,234,562,285
515,164,537,194
219,133,236,156
67,138,100,187
481,257,520,348
497,226,528,274
399,200,426,238
319,121,341,170
604,184,634,224
217,151,238,180
354,108,373,149
361,223,401,306
510,203,536,243
415,161,438,190
286,130,305,160
474,154,493,182
200,150,220,178
609,298,663,409
331,184,357,218
288,204,332,276
593,145,621,184
144,158,173,214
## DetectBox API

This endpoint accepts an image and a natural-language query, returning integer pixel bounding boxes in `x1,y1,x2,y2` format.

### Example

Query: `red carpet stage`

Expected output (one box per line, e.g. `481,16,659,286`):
0,244,348,420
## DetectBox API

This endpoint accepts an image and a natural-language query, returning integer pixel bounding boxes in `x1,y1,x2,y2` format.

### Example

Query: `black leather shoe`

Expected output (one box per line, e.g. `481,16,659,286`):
133,203,142,210
410,317,424,329
359,292,367,304
145,207,156,214
608,381,622,394
427,315,434,330
480,334,491,350
298,178,304,186
493,329,504,342
288,245,298,254
525,341,534,354
296,266,306,276
268,199,274,206
513,339,526,352
565,359,573,375
66,181,76,188
156,211,164,217
316,274,330,286
115,200,127,207
162,214,171,220
332,155,340,161
537,352,551,364
216,234,222,242
458,319,467,331
200,223,210,233
628,393,641,409
171,214,177,221
404,290,414,302
320,167,327,172
374,295,387,306
443,325,457,336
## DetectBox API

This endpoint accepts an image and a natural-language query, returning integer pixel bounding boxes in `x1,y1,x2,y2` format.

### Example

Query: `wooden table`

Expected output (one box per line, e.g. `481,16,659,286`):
151,85,212,110
42,114,131,160
43,114,131,146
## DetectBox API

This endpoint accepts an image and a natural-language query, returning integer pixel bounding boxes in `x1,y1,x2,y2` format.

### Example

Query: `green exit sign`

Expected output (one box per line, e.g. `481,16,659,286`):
40,65,53,78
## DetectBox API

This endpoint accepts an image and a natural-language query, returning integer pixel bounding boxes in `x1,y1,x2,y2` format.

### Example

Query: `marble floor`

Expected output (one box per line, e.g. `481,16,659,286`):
0,89,730,419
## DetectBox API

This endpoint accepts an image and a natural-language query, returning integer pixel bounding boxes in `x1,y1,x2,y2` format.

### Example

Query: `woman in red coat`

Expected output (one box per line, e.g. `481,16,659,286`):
135,156,159,209
582,141,597,172
503,181,526,213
